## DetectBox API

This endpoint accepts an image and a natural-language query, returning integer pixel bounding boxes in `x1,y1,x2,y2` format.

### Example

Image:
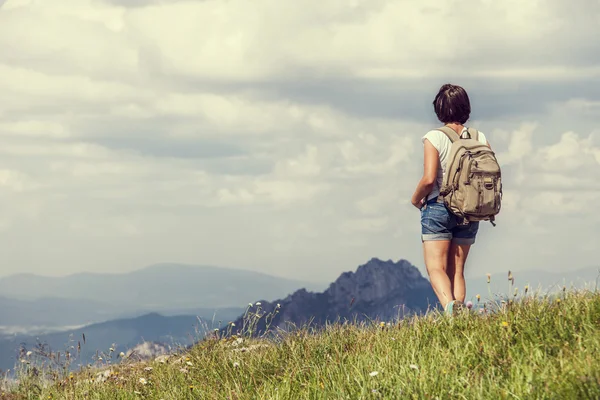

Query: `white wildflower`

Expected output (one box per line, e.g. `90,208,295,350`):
156,355,169,364
139,377,147,385
248,303,253,307
233,362,240,368
276,303,281,308
186,361,193,367
410,364,419,370
255,302,261,306
369,371,379,377
119,352,125,358
26,351,32,357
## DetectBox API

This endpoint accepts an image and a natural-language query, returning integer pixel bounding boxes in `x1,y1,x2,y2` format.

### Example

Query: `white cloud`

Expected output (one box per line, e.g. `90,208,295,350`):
0,0,598,282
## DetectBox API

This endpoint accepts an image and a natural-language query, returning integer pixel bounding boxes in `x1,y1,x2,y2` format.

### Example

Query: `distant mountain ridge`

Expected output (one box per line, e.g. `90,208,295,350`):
225,258,439,336
464,265,600,302
0,263,326,310
0,308,244,372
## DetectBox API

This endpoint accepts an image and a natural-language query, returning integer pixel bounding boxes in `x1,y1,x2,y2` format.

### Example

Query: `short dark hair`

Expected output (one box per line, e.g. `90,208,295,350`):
432,84,471,124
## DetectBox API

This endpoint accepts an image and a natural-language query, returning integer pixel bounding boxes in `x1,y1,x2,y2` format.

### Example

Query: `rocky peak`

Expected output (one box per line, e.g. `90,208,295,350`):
223,258,438,337
327,258,428,304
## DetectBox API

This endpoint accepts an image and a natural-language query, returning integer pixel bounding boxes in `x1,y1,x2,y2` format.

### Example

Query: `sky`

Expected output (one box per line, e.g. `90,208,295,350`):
0,0,598,283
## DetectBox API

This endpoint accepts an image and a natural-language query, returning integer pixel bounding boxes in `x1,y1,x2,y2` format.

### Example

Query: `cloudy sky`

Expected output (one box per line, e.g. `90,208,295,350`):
0,0,598,283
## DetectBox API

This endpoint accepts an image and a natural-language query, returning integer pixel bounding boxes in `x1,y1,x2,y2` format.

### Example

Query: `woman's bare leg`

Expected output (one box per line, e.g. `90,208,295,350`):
447,242,472,303
423,240,454,308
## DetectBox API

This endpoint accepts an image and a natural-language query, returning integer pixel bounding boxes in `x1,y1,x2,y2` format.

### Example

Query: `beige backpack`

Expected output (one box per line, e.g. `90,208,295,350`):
436,126,502,226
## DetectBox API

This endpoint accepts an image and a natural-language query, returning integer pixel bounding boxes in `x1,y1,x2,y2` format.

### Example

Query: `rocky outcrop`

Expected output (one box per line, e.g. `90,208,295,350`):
223,258,438,336
125,341,171,361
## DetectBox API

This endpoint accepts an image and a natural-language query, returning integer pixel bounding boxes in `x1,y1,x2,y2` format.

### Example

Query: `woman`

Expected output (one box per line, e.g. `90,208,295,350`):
410,83,491,315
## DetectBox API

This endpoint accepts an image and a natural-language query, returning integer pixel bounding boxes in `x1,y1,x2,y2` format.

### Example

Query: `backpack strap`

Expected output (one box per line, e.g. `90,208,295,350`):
466,127,479,142
436,126,461,143
437,126,480,142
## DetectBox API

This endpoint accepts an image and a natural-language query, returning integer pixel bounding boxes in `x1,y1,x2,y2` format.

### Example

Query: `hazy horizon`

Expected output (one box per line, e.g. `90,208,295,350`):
0,0,598,283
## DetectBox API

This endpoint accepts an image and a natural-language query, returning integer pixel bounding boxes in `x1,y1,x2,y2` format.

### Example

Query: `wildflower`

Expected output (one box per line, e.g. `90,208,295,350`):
256,302,262,306
119,352,125,358
524,285,529,294
144,367,153,372
410,364,419,370
476,294,481,302
556,299,561,304
26,351,32,357
139,378,147,385
248,303,253,307
486,273,491,283
369,371,379,377
189,386,194,390
514,287,518,297
276,303,281,308
186,361,193,367
233,362,240,368
379,322,385,329
157,355,169,364
109,347,115,352
501,321,509,327
466,301,473,309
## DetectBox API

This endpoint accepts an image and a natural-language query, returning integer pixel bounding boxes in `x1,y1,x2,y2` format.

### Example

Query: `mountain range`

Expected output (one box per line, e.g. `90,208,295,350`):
0,263,326,334
0,309,244,372
225,258,438,337
1,259,597,372
0,263,325,308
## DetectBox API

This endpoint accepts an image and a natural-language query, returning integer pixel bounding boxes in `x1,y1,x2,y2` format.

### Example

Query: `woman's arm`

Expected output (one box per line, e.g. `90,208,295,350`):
410,139,439,209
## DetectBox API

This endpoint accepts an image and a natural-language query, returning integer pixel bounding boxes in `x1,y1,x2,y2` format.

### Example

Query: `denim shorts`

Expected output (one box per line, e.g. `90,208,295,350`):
420,198,479,245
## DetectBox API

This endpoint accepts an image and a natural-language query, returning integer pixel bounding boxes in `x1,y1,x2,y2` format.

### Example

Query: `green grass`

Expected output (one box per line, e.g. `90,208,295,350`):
3,288,600,399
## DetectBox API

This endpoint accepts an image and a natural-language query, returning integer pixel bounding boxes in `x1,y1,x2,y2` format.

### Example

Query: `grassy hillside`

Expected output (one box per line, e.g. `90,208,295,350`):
2,288,600,399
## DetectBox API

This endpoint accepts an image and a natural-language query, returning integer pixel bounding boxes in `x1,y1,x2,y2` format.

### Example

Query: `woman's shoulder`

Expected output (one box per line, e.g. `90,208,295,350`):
422,129,449,150
421,129,446,142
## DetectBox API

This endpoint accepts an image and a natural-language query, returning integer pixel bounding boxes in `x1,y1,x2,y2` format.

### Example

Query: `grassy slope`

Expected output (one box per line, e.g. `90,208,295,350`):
3,289,600,400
